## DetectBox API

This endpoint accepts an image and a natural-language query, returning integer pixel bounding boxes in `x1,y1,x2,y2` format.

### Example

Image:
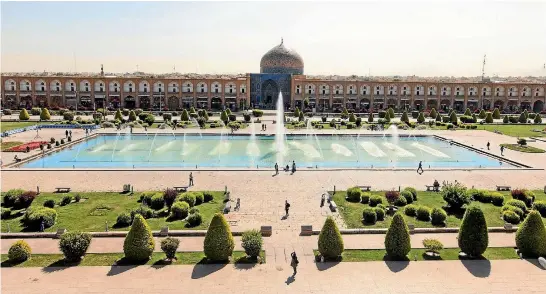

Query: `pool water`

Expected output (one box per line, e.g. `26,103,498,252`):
21,134,512,169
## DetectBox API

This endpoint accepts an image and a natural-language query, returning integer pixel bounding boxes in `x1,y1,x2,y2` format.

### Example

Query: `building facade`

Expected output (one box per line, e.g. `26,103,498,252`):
2,40,545,113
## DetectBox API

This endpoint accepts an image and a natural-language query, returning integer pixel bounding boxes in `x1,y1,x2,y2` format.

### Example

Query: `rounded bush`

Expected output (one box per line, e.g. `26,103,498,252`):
1,207,11,218
502,205,524,218
140,192,154,206
442,182,470,209
360,192,371,204
189,207,200,214
116,212,132,227
506,199,526,213
346,187,361,202
385,213,411,259
16,191,37,209
131,206,153,219
3,189,24,207
490,192,505,206
515,211,546,257
8,240,32,263
431,207,447,226
394,196,407,207
369,195,383,207
204,213,235,261
19,109,30,120
43,199,55,208
23,207,57,229
416,206,431,221
241,229,263,258
318,216,344,259
160,237,180,260
362,208,377,224
180,192,196,207
170,201,189,220
532,201,546,217
404,204,418,217
502,210,520,224
186,212,203,227
403,187,417,200
374,207,385,221
400,190,413,204
123,215,155,262
61,195,72,206
458,206,488,257
203,191,214,202
193,192,204,205
59,232,92,261
150,194,165,210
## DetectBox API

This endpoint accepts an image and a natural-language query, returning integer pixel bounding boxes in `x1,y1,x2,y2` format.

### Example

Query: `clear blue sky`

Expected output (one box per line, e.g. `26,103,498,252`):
2,1,545,76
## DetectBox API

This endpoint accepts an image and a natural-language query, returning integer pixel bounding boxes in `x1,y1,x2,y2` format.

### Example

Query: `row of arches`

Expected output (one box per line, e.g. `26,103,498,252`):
3,79,247,95
294,83,545,97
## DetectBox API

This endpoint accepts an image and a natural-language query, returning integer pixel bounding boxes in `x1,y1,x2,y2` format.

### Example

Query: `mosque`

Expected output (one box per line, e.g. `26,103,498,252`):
1,39,545,113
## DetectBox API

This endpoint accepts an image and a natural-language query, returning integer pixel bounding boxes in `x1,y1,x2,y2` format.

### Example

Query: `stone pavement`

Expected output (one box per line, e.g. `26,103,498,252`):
2,259,545,294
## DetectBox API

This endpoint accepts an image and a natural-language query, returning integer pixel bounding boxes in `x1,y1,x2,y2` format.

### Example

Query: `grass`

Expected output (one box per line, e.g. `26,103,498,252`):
1,141,23,151
500,143,545,153
0,191,225,233
0,250,265,268
0,122,44,132
478,124,546,137
314,247,519,262
333,190,546,229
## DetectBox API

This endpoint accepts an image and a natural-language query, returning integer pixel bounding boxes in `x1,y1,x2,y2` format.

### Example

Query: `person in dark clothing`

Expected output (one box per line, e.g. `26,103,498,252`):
69,130,72,137
417,161,424,175
292,161,296,173
285,200,290,216
39,218,45,232
189,172,194,186
274,163,279,175
290,251,299,275
65,130,69,138
487,141,490,150
500,145,505,156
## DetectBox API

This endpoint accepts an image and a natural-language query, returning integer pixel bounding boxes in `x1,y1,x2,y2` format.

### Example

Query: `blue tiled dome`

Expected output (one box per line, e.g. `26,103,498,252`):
260,39,304,75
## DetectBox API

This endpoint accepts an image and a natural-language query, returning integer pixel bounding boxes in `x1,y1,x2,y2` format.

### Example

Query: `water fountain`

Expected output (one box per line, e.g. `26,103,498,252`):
246,121,260,167
147,132,158,162
190,118,203,138
275,91,286,165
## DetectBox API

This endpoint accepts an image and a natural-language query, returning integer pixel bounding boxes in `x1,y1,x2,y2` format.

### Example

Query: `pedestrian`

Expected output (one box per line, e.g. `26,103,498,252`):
487,141,490,150
39,218,45,232
274,162,279,175
285,200,290,216
144,126,147,132
264,124,267,131
65,130,68,138
417,161,424,175
500,145,504,156
189,172,194,186
69,130,72,137
292,160,296,173
290,251,299,275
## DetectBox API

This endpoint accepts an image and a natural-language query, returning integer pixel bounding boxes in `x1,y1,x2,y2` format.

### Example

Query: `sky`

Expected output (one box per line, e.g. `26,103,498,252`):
1,1,546,77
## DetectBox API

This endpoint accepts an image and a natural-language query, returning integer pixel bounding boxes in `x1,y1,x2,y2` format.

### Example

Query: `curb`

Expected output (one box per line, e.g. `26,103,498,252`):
309,226,518,235
0,230,252,239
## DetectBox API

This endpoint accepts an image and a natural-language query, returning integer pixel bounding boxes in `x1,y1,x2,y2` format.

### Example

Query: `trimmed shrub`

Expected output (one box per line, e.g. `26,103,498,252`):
362,208,377,224
61,195,72,206
252,109,263,117
458,206,488,257
385,190,400,205
367,112,374,123
416,206,431,221
518,112,527,123
43,199,55,208
394,196,407,207
404,204,418,217
515,211,546,257
464,108,472,116
502,210,520,224
131,206,153,219
400,190,413,204
189,207,199,214
369,195,383,207
123,215,155,261
180,192,197,207
532,201,546,217
203,191,214,202
74,194,81,202
241,229,263,258
450,111,457,124
374,207,385,221
160,237,180,260
360,192,371,204
492,108,501,119
128,110,137,122
441,181,470,209
22,207,57,229
59,232,92,261
429,108,437,118
170,201,190,220
40,108,51,120
502,205,524,218
467,189,486,202
431,207,447,226
181,109,190,121
186,212,203,227
163,188,178,209
150,194,165,210
19,109,30,120
16,191,37,209
502,115,508,123
490,192,504,206
204,213,234,261
63,112,74,121
349,113,356,123
534,114,542,124
506,199,527,213
145,114,155,126
318,216,344,259
423,238,444,254
417,112,425,123
485,112,493,123
3,189,24,207
404,187,417,200
400,111,409,123
140,192,154,206
384,213,411,259
116,212,132,227
346,187,361,202
1,207,11,218
478,109,486,119
193,192,205,205
8,240,32,263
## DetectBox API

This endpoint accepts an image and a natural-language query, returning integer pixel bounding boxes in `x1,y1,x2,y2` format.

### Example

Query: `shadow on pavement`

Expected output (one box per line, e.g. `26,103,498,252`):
191,263,227,279
106,258,146,276
384,260,409,273
522,258,546,270
41,259,80,273
315,260,340,271
460,259,491,278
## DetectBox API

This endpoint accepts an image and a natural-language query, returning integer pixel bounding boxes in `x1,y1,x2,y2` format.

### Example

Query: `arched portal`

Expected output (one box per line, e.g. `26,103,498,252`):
533,100,544,113
261,79,279,109
168,96,179,110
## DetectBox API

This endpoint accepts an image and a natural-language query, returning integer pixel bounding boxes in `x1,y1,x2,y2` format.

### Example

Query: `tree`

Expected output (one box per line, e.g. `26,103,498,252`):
19,109,30,121
128,110,137,122
294,107,300,118
367,112,374,123
435,113,442,122
388,107,395,120
298,111,304,122
204,213,234,261
478,109,486,119
485,112,493,123
115,109,123,121
518,112,527,123
123,215,155,261
534,114,542,124
318,216,344,259
220,110,228,125
203,111,209,122
515,211,546,257
190,107,196,114
417,112,425,123
503,115,509,123
241,229,263,259
400,111,409,123
384,213,411,259
523,109,529,120
145,114,155,126
441,181,470,210
349,113,356,123
464,108,472,116
450,111,458,124
303,98,310,108
59,232,92,261
181,109,190,121
458,206,488,257
429,108,437,119
40,108,51,120
8,240,32,263
492,108,501,119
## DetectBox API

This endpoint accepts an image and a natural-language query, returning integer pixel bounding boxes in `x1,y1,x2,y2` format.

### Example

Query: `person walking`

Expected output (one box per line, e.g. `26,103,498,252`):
189,172,194,186
487,141,490,150
274,162,279,175
290,251,299,276
500,145,505,156
291,160,296,173
65,130,68,138
285,200,290,216
417,161,424,175
69,130,72,137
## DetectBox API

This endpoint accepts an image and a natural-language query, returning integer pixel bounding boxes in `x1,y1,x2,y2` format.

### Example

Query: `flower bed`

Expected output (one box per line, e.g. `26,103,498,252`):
5,141,48,152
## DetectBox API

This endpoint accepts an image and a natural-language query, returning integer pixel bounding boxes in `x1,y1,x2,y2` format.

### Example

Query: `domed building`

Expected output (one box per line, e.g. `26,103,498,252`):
250,39,301,109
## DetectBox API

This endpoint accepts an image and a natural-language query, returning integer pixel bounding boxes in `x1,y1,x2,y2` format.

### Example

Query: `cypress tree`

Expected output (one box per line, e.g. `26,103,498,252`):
19,109,30,121
458,206,488,257
401,111,409,123
115,109,123,121
128,110,137,122
40,108,51,120
429,108,437,119
464,108,472,116
181,109,190,121
204,213,234,261
417,112,425,123
384,213,411,259
318,216,344,259
123,215,155,261
492,108,501,119
515,211,546,257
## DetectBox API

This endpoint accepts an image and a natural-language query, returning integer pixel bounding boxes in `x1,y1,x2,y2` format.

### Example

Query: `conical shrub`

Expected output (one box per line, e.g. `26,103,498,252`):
40,108,51,120
123,214,155,261
368,112,374,123
515,211,546,257
430,108,437,118
417,112,425,123
115,109,123,121
435,113,441,122
128,110,137,121
401,111,409,123
384,213,411,259
479,109,486,119
181,109,190,121
388,108,395,119
464,108,472,116
485,112,493,123
458,206,488,257
450,111,458,124
318,216,344,259
534,114,542,124
19,109,30,121
203,213,234,261
492,108,500,119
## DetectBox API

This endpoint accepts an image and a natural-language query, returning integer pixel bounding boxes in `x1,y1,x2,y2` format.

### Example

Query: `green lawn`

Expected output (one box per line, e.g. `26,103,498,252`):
0,122,43,132
1,251,265,268
478,124,546,137
333,190,546,229
1,191,225,233
500,143,545,153
315,247,519,262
